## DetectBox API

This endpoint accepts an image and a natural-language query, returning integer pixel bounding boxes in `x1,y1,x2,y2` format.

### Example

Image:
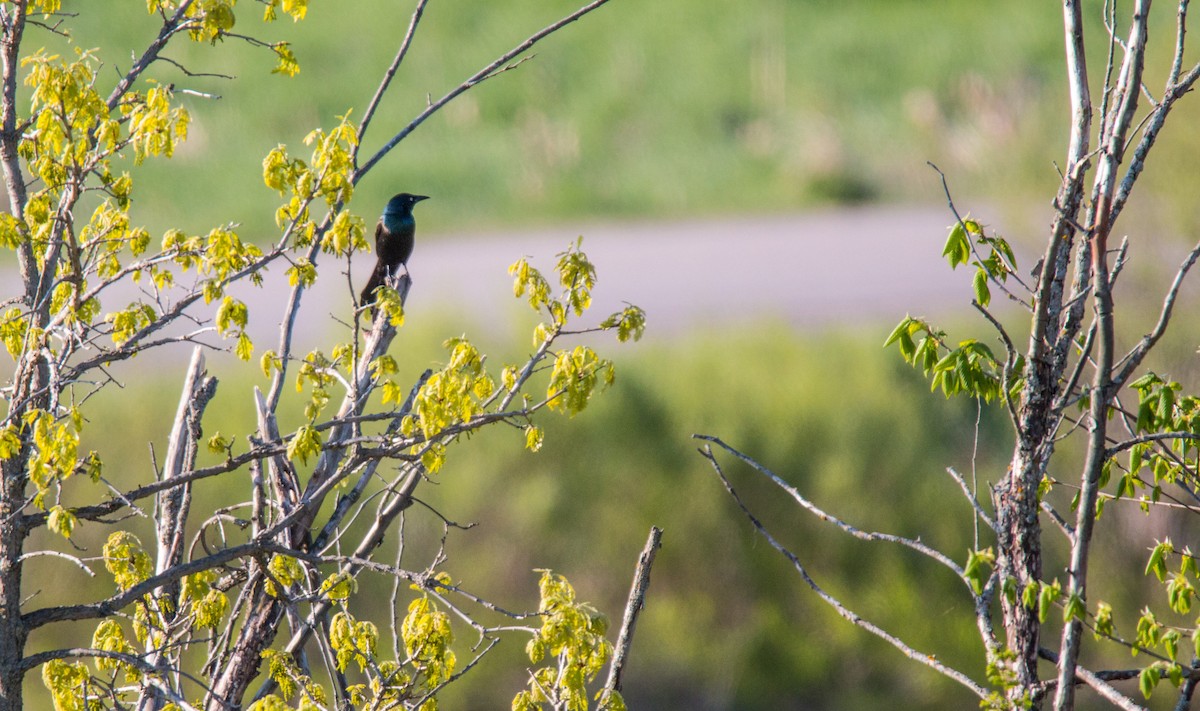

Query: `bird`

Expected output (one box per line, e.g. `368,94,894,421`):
359,192,429,309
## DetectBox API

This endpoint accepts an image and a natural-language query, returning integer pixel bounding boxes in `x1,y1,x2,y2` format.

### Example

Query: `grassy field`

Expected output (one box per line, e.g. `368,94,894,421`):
34,307,1200,708
45,323,1004,709
42,0,1196,242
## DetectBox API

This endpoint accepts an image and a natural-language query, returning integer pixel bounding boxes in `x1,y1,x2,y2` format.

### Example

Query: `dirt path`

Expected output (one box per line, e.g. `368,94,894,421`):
375,203,977,342
0,205,987,367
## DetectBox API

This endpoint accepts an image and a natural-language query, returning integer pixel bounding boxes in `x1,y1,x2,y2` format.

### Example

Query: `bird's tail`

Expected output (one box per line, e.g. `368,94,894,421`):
360,259,387,310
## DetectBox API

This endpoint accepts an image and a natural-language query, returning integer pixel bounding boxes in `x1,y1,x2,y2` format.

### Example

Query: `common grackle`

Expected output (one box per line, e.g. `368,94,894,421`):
360,192,429,308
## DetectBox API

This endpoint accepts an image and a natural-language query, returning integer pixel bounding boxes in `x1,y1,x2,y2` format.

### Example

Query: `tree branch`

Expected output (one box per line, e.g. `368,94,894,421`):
356,0,429,148
696,440,989,699
105,0,197,110
602,526,661,699
695,435,970,583
1114,238,1200,386
353,0,618,182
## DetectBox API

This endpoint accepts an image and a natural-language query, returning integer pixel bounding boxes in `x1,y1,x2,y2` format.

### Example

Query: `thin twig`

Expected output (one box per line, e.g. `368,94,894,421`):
971,299,1023,436
356,0,430,147
15,549,95,576
695,435,969,582
354,0,618,182
696,441,988,699
945,467,995,532
1038,648,1147,711
1115,238,1200,386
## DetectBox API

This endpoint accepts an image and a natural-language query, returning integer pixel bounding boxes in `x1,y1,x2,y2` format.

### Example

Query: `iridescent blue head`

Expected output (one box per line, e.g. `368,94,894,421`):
382,193,428,221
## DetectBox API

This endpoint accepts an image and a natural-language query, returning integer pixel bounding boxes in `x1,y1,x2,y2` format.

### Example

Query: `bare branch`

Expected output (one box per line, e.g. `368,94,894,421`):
15,549,95,577
971,299,1023,435
105,1,197,110
1055,3,1150,706
1115,238,1200,386
354,0,618,182
695,435,969,581
356,0,430,147
1107,431,1200,458
138,347,215,708
945,467,996,531
696,442,989,699
311,369,431,555
155,55,234,80
1039,647,1147,711
1074,665,1145,711
1040,500,1074,540
602,526,662,698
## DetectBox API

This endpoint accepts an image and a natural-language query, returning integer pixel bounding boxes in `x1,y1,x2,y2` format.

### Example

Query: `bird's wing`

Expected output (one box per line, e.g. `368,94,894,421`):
374,218,384,248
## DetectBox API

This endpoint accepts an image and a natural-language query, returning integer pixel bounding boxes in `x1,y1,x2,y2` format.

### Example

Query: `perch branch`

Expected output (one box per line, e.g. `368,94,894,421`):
602,526,662,698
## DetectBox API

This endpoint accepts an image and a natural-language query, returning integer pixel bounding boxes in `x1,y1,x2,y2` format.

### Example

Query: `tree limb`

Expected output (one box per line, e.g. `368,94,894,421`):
696,441,989,700
602,526,661,699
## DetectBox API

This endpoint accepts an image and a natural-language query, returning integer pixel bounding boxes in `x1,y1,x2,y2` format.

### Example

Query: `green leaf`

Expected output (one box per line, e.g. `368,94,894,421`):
963,548,994,594
1146,541,1171,581
1130,372,1161,391
235,332,253,361
1167,574,1193,614
286,258,317,287
1021,580,1038,610
1037,580,1061,623
942,222,969,268
48,505,75,538
1158,387,1177,423
260,349,279,378
1093,601,1113,641
1140,664,1158,698
286,425,321,465
1136,609,1161,652
1129,444,1145,477
207,432,231,454
883,318,912,348
973,268,990,306
1062,593,1085,623
601,305,646,343
320,573,356,601
994,237,1018,270
1164,630,1181,662
1117,472,1136,499
1182,548,1197,577
216,296,247,335
525,425,544,452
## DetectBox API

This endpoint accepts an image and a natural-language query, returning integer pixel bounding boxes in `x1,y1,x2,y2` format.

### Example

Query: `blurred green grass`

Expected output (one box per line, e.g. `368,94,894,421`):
41,0,1184,242
42,323,1006,709
38,312,1200,708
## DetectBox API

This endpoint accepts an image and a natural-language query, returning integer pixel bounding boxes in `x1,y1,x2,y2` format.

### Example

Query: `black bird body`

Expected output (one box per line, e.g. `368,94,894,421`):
360,193,428,308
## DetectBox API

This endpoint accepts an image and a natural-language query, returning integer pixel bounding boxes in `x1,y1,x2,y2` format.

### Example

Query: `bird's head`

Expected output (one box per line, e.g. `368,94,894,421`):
384,193,429,217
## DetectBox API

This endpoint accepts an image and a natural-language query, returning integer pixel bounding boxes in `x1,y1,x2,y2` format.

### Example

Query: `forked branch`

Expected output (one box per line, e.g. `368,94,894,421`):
696,440,989,700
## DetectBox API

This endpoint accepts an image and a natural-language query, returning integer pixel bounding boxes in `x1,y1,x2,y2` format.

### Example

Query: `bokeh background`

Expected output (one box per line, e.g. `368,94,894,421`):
12,1,1200,708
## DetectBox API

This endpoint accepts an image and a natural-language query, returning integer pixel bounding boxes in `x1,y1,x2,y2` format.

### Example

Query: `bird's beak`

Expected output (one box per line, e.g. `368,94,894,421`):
414,195,430,202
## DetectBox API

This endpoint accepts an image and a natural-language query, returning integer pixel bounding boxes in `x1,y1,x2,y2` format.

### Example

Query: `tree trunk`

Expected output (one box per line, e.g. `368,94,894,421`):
0,483,26,711
996,449,1044,695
